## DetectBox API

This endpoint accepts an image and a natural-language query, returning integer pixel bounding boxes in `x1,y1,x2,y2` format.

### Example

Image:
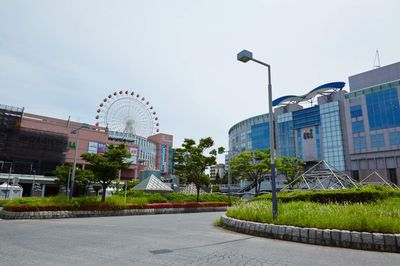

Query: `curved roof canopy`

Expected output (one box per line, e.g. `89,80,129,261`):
272,82,345,107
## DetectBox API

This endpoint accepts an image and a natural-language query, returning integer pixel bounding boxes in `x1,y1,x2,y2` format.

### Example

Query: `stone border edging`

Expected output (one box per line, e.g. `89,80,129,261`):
220,215,400,253
0,206,227,220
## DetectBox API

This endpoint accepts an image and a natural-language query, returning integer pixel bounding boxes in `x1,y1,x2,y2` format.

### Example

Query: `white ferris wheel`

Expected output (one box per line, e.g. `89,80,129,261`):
95,90,159,138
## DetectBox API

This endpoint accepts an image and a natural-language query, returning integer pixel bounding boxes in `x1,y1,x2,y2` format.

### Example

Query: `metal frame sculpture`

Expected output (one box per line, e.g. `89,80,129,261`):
281,160,359,191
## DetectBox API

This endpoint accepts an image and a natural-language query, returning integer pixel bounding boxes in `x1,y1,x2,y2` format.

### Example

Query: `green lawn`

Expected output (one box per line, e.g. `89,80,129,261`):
226,197,400,233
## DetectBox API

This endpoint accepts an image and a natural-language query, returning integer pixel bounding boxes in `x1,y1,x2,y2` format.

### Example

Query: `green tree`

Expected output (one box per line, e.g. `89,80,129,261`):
81,144,131,202
275,156,303,188
173,137,224,201
54,165,94,195
214,172,221,184
229,149,270,196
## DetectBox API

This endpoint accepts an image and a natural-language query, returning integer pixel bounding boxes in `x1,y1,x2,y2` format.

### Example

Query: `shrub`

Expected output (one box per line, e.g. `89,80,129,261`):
252,185,400,204
105,196,127,210
164,192,195,203
146,193,168,203
212,185,220,192
0,199,9,207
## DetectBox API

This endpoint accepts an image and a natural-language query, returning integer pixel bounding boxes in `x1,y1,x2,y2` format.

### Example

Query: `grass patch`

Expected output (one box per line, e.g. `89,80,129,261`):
227,198,400,233
214,217,222,227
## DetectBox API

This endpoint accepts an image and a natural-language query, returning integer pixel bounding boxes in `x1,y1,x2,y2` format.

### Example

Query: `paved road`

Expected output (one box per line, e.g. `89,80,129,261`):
0,212,399,266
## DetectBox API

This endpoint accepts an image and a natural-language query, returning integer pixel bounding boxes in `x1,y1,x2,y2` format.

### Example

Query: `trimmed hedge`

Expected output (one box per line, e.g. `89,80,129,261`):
2,193,234,212
116,191,236,203
251,185,400,204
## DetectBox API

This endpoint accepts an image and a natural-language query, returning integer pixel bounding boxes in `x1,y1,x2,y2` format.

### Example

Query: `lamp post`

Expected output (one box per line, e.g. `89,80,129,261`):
218,150,231,204
69,123,89,199
6,162,12,199
237,49,278,219
31,169,36,196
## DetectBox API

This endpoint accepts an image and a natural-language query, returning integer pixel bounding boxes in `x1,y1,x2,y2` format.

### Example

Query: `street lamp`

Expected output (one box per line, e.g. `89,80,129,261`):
218,150,231,203
69,123,89,199
237,49,278,219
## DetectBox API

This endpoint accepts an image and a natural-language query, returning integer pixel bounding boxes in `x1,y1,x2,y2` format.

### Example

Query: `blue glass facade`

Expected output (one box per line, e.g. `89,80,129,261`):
389,132,400,146
351,121,365,133
250,122,270,150
366,88,400,130
370,134,385,148
296,129,302,159
320,102,345,170
316,126,321,159
350,105,363,118
229,114,268,156
292,106,320,129
353,136,367,150
277,121,295,157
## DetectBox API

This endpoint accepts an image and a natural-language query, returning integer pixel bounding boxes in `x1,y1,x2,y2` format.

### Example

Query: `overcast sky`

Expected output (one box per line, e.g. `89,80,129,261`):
1,0,400,162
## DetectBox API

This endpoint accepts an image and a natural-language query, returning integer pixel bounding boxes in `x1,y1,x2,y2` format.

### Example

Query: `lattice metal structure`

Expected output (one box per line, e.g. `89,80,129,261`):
95,90,159,138
281,160,359,191
0,104,67,175
359,171,399,189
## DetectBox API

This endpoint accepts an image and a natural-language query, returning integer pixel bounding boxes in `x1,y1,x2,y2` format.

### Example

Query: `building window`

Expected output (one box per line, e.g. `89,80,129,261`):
250,122,270,151
278,120,295,157
350,105,363,118
388,168,398,185
352,170,359,181
353,136,367,150
370,134,385,148
389,132,400,146
366,87,400,130
351,121,365,133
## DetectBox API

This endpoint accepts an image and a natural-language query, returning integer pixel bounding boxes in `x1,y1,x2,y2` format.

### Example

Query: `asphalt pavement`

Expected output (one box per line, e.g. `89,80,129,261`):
0,212,399,266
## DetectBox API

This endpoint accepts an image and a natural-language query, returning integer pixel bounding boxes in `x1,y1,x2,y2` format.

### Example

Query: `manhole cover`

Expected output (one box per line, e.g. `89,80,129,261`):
149,249,173,255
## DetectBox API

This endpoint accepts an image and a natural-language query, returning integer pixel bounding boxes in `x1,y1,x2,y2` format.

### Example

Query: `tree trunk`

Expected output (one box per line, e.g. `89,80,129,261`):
255,179,260,196
101,183,107,202
196,186,200,202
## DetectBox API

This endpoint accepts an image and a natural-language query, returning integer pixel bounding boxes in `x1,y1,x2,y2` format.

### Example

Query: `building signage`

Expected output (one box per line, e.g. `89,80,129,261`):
88,141,98,154
303,129,314,140
127,146,138,165
161,144,166,173
97,143,106,154
88,141,107,154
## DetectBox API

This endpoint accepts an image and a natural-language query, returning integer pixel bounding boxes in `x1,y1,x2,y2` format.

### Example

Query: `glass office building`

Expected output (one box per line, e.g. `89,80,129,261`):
229,82,348,171
344,62,400,185
228,62,400,185
228,114,269,160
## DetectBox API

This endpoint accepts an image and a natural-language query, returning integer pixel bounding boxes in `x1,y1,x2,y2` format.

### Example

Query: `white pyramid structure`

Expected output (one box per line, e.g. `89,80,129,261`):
133,175,173,192
180,183,206,195
359,171,399,188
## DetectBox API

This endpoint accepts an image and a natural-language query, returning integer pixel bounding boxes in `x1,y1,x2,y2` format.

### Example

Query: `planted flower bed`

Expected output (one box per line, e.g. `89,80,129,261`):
4,202,228,212
0,193,233,218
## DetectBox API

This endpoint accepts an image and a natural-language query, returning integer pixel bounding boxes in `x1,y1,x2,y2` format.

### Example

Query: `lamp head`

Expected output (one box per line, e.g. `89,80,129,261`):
237,50,253,63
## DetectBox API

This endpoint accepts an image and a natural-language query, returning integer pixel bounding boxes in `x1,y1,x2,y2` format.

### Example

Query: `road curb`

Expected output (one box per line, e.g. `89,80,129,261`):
220,215,400,253
0,206,227,219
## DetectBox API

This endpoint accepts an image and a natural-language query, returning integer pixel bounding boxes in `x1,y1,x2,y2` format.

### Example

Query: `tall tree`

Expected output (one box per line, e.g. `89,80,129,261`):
81,144,131,202
275,156,303,188
173,137,224,201
229,149,270,196
54,165,94,195
214,172,221,184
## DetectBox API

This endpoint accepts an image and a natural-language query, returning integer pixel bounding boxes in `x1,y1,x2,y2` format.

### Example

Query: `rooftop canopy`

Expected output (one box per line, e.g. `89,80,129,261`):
272,82,346,107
